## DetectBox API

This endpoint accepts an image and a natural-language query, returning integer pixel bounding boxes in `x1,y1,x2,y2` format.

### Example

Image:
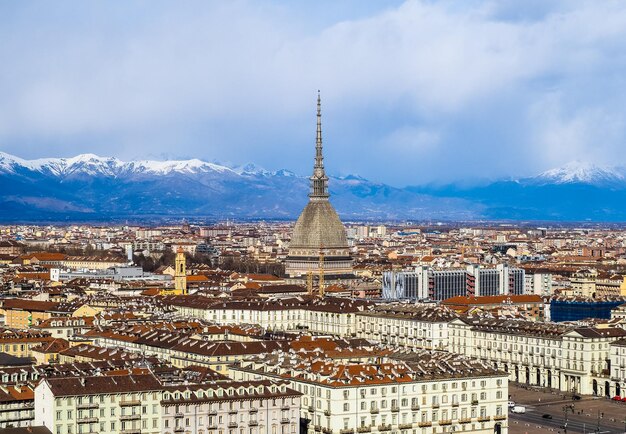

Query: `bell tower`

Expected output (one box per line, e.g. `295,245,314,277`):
174,247,187,295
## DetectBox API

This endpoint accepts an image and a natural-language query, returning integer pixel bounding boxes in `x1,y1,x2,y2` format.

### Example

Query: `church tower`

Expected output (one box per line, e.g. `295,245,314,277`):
174,247,187,295
285,92,353,283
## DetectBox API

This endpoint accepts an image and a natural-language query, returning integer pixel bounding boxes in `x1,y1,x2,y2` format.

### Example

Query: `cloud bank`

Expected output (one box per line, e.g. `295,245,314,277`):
0,0,625,185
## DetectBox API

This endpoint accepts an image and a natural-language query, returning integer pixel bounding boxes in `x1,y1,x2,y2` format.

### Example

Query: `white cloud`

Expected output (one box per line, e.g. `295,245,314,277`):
0,0,626,184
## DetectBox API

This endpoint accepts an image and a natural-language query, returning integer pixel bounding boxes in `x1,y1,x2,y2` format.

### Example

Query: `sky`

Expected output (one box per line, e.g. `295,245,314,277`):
1,0,626,186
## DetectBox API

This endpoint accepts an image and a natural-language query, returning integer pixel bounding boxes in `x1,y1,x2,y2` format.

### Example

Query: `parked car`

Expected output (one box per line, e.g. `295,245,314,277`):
508,401,515,408
511,406,526,414
542,414,553,419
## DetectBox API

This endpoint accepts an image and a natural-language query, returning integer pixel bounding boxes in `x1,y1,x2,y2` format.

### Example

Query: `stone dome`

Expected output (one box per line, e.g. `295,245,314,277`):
290,200,348,249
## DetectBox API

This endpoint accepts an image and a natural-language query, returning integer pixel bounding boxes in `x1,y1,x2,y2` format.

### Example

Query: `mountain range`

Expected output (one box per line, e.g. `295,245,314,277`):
1,152,626,222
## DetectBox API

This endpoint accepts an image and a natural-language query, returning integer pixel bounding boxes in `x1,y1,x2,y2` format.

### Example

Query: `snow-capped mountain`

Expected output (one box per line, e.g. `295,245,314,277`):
0,151,471,221
527,161,626,187
0,152,237,177
2,152,626,222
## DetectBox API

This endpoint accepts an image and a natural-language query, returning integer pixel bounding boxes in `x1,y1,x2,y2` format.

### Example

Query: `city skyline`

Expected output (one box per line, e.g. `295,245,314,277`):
1,1,626,185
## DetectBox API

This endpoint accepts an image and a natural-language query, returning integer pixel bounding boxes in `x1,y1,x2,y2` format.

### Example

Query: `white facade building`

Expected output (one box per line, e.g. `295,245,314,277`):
232,349,509,434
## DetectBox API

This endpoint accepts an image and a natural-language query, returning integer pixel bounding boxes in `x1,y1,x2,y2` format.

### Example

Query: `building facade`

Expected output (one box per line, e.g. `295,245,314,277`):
232,349,509,434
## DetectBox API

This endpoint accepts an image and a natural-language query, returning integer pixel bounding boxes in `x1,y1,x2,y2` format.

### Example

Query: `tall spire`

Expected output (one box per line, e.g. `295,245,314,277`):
316,90,323,168
310,90,329,200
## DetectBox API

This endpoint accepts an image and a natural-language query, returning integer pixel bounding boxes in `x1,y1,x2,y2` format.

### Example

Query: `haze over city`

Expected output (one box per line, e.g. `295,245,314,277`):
2,0,626,185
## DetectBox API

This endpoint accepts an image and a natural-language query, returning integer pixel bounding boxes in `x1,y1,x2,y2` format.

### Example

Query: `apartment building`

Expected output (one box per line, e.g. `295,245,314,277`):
524,273,553,296
35,373,164,434
0,384,35,428
448,317,626,396
88,328,290,374
0,329,55,358
162,296,370,337
161,380,301,434
609,338,626,398
0,300,76,329
354,304,457,350
232,349,509,434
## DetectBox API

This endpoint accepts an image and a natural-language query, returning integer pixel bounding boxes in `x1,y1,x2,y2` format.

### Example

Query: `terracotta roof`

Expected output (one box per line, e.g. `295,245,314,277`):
443,294,543,306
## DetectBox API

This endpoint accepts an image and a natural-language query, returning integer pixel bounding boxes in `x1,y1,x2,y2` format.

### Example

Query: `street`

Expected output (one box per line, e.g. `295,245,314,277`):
508,384,626,434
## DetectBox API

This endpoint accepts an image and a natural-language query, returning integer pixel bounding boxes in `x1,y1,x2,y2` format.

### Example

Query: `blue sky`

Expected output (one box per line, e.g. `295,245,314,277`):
1,0,626,185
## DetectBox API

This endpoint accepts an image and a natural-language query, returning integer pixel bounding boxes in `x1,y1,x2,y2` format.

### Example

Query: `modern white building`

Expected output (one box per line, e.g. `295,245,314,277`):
382,265,525,301
524,273,553,296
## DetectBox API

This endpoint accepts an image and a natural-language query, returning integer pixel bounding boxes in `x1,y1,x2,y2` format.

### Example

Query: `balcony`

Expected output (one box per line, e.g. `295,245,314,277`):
493,415,507,421
391,406,400,413
324,410,331,416
281,418,290,424
119,400,141,407
249,407,258,413
77,417,98,424
314,425,322,432
398,424,413,430
356,426,372,433
438,420,452,426
249,421,259,427
418,422,432,428
121,414,141,421
121,430,142,434
174,413,184,419
471,400,479,406
411,405,420,411
208,410,217,416
175,428,185,433
451,402,459,407
322,428,333,434
340,429,354,434
77,403,99,410
282,405,290,411
308,406,315,413
228,422,238,428
370,408,379,414
459,418,472,424
378,424,392,432
478,416,491,422
431,404,439,409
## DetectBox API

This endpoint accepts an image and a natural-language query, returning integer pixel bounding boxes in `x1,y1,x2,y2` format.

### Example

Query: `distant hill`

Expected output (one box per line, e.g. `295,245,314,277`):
1,152,626,222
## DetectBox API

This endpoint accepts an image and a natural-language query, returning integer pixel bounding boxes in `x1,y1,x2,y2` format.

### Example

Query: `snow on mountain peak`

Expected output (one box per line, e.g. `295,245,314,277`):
0,151,235,177
534,160,626,185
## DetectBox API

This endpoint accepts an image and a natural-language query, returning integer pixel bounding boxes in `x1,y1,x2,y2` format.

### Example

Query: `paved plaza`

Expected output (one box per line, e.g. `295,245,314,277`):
508,383,626,434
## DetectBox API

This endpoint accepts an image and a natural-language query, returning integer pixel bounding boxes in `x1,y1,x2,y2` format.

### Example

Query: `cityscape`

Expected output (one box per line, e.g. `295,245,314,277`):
2,2,626,434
